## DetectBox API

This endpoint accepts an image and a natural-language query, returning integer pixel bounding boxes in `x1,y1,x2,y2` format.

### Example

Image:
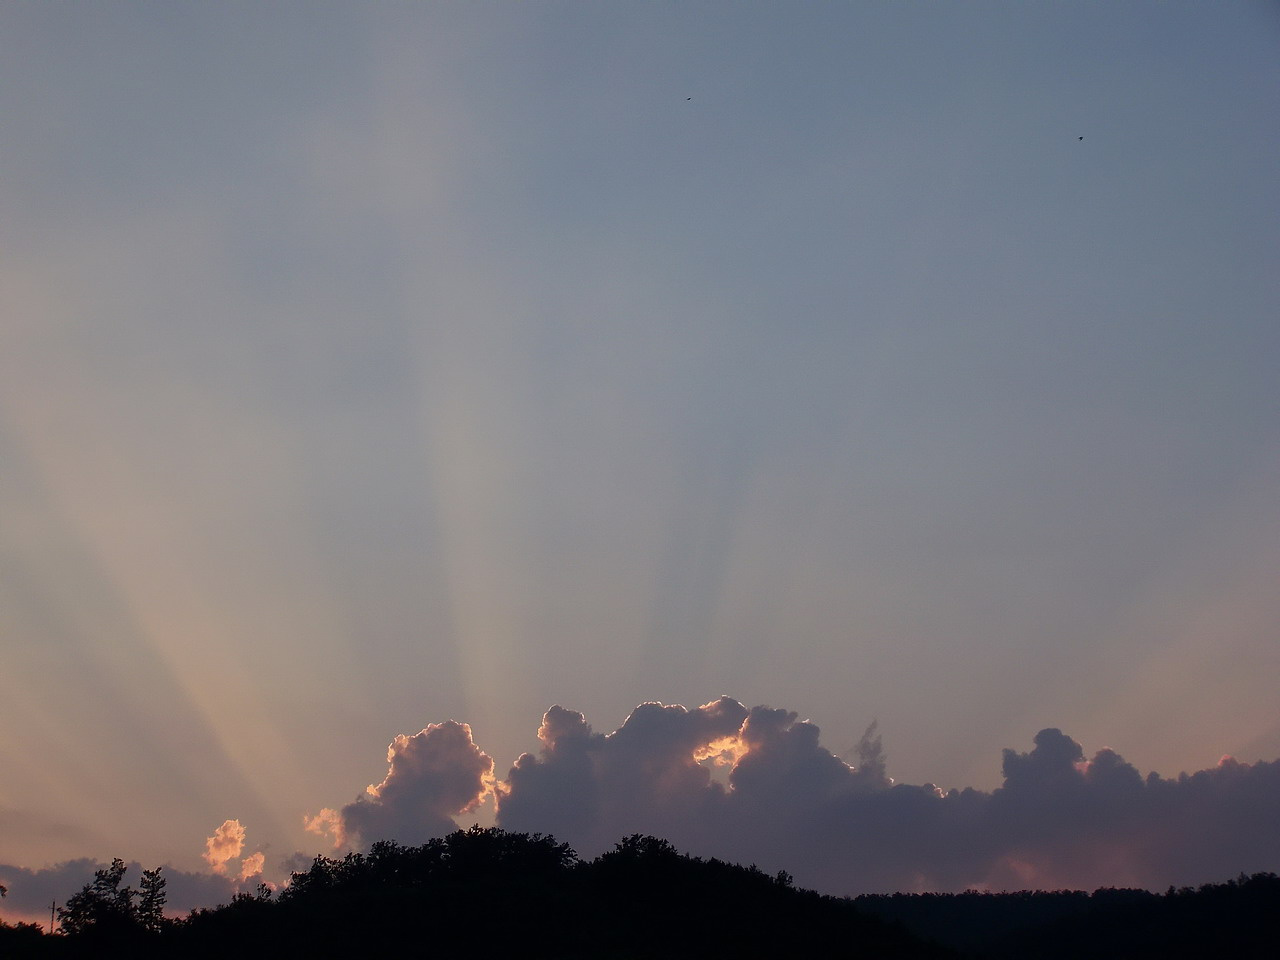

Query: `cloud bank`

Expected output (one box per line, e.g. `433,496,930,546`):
315,700,1280,895
3,700,1276,917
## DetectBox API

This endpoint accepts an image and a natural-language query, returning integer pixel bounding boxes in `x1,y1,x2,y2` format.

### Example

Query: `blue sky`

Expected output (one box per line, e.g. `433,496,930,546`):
1,1,1277,895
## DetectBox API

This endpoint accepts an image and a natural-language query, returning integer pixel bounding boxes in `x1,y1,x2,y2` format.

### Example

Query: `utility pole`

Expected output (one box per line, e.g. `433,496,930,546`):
50,901,56,935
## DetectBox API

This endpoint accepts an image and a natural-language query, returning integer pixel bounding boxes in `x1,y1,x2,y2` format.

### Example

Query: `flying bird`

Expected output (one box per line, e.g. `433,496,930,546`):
1078,136,1084,140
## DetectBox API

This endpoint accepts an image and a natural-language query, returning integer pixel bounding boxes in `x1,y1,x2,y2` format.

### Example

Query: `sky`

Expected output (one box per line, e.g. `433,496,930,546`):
2,0,1278,916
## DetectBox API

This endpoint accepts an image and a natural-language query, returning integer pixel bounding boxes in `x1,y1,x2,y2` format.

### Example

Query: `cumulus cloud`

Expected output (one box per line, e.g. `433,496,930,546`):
203,819,246,875
495,700,897,869
311,699,1280,896
301,807,347,849
202,818,267,888
307,720,494,848
498,697,749,854
491,700,1280,895
238,851,265,882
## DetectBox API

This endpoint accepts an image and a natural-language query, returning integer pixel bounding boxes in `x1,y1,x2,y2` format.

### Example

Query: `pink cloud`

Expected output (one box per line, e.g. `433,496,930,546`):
202,819,246,876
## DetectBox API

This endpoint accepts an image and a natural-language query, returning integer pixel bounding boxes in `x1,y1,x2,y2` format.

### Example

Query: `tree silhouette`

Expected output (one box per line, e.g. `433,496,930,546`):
58,859,135,937
11,832,1275,959
136,867,168,934
56,858,168,942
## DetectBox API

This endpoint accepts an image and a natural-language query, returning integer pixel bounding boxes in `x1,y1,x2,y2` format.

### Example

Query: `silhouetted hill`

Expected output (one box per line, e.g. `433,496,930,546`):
855,872,1280,958
1,828,951,959
4,829,1276,958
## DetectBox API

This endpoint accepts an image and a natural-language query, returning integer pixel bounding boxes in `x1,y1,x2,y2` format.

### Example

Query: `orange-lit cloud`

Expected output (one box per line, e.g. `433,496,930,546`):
303,807,347,849
203,819,246,875
238,851,265,881
202,818,267,886
693,734,746,767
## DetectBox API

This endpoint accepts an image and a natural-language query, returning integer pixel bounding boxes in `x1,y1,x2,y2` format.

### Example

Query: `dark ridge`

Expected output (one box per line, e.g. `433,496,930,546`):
4,828,1277,958
0,828,950,959
855,872,1280,958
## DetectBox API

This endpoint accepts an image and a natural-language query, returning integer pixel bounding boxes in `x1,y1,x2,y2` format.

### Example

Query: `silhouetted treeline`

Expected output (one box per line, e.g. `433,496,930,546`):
3,828,1276,958
855,872,1280,958
0,827,950,959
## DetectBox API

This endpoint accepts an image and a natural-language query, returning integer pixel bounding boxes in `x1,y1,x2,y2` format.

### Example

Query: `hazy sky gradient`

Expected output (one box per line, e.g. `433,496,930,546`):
2,1,1277,889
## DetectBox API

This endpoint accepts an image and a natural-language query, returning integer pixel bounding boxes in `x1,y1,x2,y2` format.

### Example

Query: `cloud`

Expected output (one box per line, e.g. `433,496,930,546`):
238,851,265,882
310,699,1280,896
307,721,494,848
202,818,268,888
498,698,749,854
203,819,246,875
496,699,901,859
301,808,347,849
7,701,1278,918
490,700,1280,895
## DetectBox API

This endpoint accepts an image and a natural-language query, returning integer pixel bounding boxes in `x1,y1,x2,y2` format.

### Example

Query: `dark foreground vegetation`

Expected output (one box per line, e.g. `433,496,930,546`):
1,827,1276,958
0,828,950,959
856,872,1280,958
